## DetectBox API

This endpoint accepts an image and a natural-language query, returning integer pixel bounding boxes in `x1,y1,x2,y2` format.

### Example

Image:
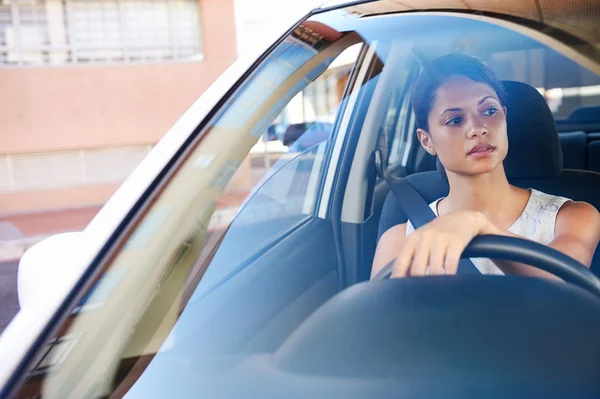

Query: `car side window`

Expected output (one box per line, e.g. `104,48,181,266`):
196,143,327,293
195,45,361,291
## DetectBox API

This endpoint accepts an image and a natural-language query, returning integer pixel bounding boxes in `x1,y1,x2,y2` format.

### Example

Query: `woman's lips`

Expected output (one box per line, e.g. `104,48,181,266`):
467,144,496,157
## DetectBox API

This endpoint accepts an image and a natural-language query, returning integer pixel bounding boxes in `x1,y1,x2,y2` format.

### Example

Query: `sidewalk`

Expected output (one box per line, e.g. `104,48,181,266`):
0,192,249,263
0,206,102,263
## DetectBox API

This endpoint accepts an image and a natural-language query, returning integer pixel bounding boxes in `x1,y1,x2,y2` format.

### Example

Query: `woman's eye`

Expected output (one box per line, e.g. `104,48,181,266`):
482,107,498,116
445,116,463,125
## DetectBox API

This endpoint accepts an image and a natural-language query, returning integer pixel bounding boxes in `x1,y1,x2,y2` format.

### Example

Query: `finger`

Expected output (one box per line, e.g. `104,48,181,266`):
409,239,430,276
444,240,463,275
429,239,448,276
391,239,416,278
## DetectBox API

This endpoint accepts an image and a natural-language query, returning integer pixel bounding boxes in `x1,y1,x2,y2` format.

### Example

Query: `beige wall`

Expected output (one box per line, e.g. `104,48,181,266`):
0,0,238,215
0,184,119,215
0,0,237,154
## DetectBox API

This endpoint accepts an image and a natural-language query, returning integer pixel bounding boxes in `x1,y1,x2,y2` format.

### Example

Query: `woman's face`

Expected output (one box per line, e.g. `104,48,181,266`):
417,75,508,177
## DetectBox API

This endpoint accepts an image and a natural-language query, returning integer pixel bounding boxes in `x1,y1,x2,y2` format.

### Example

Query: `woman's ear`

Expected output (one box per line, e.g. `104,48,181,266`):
416,128,436,156
503,106,507,116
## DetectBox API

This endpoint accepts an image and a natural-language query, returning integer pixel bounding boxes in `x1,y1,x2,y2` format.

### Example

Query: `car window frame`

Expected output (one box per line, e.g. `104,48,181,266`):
317,42,381,219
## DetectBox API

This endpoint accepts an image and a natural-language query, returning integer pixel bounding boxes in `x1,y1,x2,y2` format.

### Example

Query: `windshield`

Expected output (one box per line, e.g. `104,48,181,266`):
12,7,600,399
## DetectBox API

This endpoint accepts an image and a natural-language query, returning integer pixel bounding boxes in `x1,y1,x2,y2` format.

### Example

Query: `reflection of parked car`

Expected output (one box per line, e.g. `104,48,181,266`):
284,122,333,149
282,122,311,145
266,123,288,141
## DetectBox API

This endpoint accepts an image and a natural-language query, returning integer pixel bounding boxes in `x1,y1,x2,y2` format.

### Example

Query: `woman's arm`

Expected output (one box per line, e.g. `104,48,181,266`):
490,201,600,279
386,203,600,279
388,211,485,277
371,224,406,279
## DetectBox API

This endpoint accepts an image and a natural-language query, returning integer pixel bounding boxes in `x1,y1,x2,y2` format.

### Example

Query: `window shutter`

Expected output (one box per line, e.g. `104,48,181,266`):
0,0,203,65
0,145,150,193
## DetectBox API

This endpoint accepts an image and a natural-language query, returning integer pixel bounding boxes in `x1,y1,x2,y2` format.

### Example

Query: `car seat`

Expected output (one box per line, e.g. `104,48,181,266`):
559,131,587,170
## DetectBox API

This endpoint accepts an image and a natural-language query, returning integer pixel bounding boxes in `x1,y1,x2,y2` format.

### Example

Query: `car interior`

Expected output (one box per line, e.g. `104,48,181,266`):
333,28,600,287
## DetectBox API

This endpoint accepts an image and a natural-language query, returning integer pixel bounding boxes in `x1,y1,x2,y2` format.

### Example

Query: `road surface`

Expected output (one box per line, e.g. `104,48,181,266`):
0,261,19,334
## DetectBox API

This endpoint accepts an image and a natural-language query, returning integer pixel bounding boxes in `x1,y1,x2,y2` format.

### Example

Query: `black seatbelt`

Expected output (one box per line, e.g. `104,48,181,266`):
374,127,480,275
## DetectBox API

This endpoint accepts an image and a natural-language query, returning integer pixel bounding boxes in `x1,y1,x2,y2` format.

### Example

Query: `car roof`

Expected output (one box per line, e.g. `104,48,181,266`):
318,0,600,56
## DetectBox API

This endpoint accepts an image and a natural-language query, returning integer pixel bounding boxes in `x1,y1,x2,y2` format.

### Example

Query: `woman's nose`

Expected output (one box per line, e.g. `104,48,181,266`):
467,116,488,138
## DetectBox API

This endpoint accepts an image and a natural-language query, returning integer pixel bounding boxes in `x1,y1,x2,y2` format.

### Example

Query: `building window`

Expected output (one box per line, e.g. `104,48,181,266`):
0,0,203,66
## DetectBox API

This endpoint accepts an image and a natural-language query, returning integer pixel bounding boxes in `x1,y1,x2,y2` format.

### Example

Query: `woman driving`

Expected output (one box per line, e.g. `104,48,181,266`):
372,54,600,279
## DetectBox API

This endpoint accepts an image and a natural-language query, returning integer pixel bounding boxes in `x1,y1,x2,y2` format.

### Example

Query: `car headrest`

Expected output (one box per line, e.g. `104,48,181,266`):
437,80,562,180
569,105,600,123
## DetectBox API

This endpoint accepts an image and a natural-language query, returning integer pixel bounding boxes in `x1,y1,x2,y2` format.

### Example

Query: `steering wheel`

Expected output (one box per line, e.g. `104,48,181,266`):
373,234,600,299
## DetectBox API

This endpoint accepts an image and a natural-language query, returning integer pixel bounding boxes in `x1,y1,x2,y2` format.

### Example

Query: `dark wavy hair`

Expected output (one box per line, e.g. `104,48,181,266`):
411,53,507,132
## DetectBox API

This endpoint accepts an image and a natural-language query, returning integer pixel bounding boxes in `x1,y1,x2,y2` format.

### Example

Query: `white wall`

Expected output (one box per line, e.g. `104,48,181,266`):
233,0,327,56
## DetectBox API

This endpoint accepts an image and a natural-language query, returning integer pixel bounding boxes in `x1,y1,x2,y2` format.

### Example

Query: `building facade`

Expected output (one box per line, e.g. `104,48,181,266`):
0,0,237,215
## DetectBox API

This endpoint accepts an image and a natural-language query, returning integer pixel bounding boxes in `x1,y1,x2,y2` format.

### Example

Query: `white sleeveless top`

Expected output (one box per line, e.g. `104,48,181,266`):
405,189,570,275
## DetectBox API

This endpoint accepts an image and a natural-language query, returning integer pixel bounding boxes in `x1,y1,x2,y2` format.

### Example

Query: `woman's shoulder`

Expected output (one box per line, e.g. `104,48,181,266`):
556,200,600,231
527,189,571,213
530,188,569,202
528,189,600,240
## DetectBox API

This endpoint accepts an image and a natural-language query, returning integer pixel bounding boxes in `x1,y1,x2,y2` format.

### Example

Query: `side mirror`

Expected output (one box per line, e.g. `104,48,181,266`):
18,232,87,309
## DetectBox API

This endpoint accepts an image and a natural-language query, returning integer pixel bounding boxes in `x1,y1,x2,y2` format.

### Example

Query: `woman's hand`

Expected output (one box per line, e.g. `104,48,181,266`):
391,210,495,278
